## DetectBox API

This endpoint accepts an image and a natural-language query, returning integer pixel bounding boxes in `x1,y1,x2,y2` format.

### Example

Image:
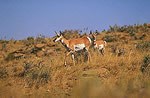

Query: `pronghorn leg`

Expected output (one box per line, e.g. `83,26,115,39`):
64,51,72,66
100,48,104,56
88,51,91,62
71,53,75,66
84,50,88,62
85,48,91,63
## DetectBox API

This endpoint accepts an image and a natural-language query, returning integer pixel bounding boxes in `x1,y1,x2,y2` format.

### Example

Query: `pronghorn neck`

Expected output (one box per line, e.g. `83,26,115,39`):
61,37,69,46
87,36,92,44
88,35,95,46
60,37,70,51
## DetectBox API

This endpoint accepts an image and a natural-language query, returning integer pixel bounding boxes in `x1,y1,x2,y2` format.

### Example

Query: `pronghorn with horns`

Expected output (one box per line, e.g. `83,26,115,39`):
90,31,107,55
53,31,92,66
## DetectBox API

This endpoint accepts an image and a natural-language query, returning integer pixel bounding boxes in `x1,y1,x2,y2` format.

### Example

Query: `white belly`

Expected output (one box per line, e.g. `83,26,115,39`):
74,44,85,51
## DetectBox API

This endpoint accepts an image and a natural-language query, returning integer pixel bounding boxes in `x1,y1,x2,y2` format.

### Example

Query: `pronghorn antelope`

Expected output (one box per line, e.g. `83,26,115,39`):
53,31,92,66
90,32,107,55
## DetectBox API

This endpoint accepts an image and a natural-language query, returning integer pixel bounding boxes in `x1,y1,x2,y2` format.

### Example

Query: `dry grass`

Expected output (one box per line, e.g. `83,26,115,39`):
0,27,150,98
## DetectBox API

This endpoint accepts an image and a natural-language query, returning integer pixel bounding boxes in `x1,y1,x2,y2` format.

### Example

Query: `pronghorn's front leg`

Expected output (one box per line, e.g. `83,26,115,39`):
71,53,75,66
99,49,104,56
85,48,91,63
87,51,91,63
64,51,73,66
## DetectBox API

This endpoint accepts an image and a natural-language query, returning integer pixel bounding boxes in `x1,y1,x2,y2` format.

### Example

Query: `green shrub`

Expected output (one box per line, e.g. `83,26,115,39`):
129,31,136,36
22,36,35,46
136,41,150,51
0,67,8,79
103,35,117,42
105,23,150,34
24,62,32,70
21,62,51,87
141,55,150,74
27,36,34,41
35,35,46,44
5,53,15,61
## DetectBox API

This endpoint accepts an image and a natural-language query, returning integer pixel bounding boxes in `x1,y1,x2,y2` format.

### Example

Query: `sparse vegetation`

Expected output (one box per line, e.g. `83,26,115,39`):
0,23,150,97
5,53,16,61
0,67,8,79
103,35,117,42
136,41,150,51
141,55,150,74
106,23,150,34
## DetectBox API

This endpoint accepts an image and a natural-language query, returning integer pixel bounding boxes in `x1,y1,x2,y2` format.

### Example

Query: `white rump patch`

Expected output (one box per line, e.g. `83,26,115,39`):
74,44,85,51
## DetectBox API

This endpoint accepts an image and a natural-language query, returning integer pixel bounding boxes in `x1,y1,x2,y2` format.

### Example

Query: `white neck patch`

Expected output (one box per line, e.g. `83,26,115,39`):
87,36,92,44
61,39,64,43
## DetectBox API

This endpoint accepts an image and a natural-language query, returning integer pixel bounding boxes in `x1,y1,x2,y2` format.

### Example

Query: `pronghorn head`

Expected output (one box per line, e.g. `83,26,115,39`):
53,31,63,42
89,31,97,44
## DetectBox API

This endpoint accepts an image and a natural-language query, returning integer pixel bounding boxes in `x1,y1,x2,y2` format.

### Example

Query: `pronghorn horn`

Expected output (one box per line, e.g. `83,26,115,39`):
90,30,92,34
95,30,98,34
55,31,60,36
59,31,63,35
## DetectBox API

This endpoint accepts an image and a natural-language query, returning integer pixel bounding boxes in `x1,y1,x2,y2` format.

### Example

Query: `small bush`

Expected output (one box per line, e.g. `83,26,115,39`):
5,52,24,61
0,67,8,79
62,30,80,39
129,31,136,36
21,62,51,87
25,67,50,87
24,62,32,70
105,23,150,34
21,36,35,46
139,34,146,40
5,53,15,61
103,35,117,42
38,68,50,83
136,41,150,51
35,35,46,44
141,55,150,74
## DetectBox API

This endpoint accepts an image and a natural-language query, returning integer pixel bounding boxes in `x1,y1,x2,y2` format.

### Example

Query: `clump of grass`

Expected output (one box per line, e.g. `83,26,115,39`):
5,53,15,61
103,35,117,42
0,40,8,51
141,55,150,74
5,52,24,61
139,34,146,40
136,41,150,51
22,36,35,46
129,31,136,36
17,62,32,77
19,61,51,88
35,35,47,44
0,67,8,79
30,67,50,84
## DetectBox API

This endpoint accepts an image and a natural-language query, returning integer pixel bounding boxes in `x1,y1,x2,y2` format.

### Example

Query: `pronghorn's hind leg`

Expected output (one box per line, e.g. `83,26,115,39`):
84,50,88,62
71,53,75,66
75,50,84,63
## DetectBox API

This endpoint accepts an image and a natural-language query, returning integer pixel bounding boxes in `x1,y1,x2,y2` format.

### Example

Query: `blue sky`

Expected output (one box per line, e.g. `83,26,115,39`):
0,0,150,40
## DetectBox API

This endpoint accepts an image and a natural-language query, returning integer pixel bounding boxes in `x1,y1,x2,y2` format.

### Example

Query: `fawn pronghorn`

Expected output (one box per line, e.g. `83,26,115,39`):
53,31,92,66
90,32,107,55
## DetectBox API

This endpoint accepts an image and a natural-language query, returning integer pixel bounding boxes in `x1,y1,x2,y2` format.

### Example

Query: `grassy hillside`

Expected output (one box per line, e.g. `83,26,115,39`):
0,24,150,98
